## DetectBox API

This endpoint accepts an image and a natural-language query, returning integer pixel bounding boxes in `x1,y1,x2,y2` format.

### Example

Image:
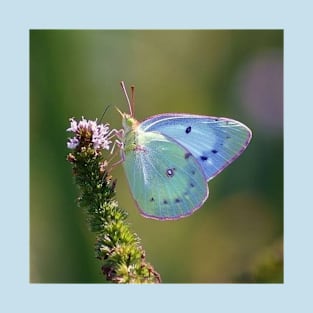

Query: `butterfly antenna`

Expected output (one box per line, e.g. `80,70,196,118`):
120,81,133,117
131,85,135,116
99,104,111,123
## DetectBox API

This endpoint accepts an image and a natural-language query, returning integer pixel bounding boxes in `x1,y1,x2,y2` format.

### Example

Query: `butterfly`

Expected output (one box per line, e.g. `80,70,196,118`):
115,82,252,220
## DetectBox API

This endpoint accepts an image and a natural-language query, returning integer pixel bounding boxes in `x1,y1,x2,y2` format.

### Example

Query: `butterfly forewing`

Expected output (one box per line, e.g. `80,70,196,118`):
122,130,208,220
139,114,252,181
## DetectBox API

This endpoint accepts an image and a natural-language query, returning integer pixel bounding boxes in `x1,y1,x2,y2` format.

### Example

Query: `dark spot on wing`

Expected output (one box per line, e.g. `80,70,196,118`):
200,155,208,161
163,200,168,205
185,126,192,134
190,182,195,188
175,198,180,203
185,152,192,159
150,197,154,202
211,149,218,154
191,169,196,175
166,168,176,177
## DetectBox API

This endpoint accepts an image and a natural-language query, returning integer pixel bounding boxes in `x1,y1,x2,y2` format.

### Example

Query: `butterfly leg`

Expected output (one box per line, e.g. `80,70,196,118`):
107,128,124,141
98,127,125,174
100,139,124,183
103,127,124,157
107,139,125,172
110,138,124,155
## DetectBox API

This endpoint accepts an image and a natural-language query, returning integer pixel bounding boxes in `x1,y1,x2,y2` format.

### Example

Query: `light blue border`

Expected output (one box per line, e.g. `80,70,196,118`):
1,0,311,312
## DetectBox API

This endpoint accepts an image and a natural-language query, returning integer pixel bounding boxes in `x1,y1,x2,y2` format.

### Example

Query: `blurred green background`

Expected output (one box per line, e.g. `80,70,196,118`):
30,30,283,283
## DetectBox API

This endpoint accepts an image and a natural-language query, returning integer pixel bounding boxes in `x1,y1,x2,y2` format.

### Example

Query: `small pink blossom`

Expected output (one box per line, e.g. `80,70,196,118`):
67,117,112,150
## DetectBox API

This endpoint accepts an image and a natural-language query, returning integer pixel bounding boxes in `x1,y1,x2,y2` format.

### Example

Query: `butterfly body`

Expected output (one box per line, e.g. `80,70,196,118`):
118,83,252,220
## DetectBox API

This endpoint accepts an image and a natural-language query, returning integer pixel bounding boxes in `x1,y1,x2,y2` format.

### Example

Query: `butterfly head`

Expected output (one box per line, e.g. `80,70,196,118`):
116,107,139,132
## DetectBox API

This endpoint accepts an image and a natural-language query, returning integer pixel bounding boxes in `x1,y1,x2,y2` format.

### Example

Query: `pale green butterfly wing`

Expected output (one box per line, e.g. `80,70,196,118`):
122,130,208,220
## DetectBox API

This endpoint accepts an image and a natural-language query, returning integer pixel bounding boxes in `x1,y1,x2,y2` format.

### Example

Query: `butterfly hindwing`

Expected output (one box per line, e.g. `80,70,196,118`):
139,114,252,181
122,130,208,220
